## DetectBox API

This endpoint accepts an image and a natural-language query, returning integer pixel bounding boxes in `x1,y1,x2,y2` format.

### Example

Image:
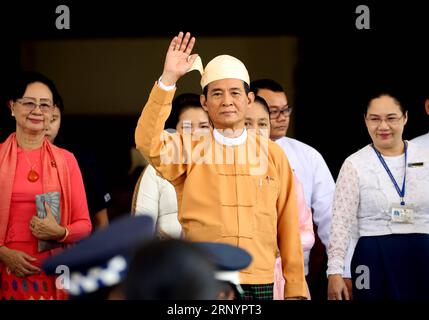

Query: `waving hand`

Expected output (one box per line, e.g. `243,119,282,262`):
160,32,198,86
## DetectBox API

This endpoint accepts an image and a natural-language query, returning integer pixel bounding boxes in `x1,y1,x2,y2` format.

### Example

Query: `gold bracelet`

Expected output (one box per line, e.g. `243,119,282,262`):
58,227,69,242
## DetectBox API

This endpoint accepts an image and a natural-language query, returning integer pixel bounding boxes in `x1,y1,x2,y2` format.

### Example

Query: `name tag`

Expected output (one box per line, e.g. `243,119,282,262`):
408,162,424,168
391,203,415,223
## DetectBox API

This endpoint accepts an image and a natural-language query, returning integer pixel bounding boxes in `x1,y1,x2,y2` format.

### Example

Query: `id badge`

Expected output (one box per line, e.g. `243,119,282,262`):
390,203,415,223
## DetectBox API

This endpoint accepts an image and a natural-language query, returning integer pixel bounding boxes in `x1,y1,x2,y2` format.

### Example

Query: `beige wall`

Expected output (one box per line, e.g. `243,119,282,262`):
21,36,297,111
21,36,298,134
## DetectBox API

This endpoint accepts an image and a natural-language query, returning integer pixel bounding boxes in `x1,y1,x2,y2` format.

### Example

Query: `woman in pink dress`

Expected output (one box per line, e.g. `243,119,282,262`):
0,72,92,300
245,96,314,299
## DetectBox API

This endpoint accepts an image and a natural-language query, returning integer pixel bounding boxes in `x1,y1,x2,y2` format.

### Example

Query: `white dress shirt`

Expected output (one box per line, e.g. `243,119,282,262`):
135,165,182,238
411,132,429,149
274,137,354,275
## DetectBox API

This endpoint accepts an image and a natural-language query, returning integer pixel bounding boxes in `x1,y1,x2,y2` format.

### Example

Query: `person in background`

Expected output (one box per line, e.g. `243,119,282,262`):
250,79,349,299
192,242,252,300
245,96,314,299
132,93,210,239
327,91,429,300
411,92,429,147
124,241,253,300
43,215,154,300
45,102,110,230
0,71,92,300
44,215,253,300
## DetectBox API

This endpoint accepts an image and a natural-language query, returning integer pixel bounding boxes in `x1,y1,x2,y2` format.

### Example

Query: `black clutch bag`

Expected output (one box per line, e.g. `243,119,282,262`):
35,192,64,252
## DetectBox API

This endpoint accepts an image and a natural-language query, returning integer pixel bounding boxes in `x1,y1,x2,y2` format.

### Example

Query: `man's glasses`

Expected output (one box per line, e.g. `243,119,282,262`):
269,107,293,120
15,97,55,113
365,115,404,126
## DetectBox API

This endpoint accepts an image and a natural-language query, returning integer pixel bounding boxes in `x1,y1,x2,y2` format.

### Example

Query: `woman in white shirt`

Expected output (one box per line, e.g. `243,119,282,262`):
327,92,429,300
132,93,210,238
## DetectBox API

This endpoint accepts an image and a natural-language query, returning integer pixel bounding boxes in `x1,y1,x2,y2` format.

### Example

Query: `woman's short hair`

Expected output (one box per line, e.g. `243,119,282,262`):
254,95,270,115
7,71,64,112
165,93,203,129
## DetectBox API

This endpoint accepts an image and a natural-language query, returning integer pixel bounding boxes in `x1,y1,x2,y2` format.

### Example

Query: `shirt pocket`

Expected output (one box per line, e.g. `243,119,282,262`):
253,175,279,234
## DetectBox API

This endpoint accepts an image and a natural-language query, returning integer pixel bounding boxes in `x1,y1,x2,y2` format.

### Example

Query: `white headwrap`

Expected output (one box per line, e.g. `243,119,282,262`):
188,55,250,89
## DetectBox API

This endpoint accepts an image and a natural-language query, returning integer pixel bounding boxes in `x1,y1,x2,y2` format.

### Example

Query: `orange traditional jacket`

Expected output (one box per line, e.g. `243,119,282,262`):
135,83,306,298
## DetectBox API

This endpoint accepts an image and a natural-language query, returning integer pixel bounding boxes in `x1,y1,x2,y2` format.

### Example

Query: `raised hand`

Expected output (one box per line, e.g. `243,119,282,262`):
30,201,66,240
160,31,198,86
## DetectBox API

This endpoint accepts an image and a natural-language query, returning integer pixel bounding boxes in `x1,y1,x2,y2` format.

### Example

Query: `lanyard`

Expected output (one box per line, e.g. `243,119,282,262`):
371,141,407,205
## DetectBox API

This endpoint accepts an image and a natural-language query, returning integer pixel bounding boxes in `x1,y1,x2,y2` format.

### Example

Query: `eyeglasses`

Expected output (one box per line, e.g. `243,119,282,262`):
365,115,404,126
15,98,55,113
269,107,293,119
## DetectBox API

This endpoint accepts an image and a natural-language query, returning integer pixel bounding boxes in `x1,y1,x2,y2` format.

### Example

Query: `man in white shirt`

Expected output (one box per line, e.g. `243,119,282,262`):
411,96,429,147
250,79,353,299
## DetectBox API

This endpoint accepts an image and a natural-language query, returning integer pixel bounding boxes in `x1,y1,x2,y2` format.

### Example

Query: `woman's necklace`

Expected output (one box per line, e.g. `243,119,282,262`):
23,151,41,182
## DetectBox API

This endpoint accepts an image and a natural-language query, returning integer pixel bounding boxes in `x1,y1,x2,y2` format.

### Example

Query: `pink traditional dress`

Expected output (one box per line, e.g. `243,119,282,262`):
0,134,92,300
273,175,314,300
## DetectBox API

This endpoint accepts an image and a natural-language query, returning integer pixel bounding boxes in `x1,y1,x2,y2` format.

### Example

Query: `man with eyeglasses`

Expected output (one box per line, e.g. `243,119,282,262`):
411,94,429,148
250,79,353,300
